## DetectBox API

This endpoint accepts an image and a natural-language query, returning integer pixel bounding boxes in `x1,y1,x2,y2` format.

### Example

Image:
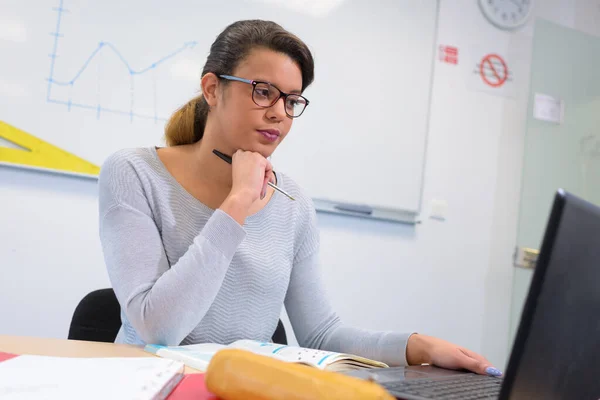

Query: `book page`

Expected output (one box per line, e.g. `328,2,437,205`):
164,343,226,358
228,340,389,371
228,340,346,370
146,343,226,372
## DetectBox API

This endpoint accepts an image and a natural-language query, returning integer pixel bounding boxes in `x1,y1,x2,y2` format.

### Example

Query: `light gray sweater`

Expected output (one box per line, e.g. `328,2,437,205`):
98,147,412,366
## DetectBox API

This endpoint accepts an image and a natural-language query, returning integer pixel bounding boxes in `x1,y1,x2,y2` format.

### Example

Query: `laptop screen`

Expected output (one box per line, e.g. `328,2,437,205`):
502,190,600,399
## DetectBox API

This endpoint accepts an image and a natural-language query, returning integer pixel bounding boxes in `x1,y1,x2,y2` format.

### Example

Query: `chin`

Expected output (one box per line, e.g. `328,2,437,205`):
258,145,277,159
248,139,283,158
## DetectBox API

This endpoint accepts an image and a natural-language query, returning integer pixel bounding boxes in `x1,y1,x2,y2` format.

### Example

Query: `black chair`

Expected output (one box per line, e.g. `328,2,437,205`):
68,288,121,342
68,288,288,345
272,319,288,345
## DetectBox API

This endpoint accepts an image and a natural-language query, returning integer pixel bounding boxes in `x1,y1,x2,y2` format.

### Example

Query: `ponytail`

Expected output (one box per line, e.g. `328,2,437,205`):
164,94,209,146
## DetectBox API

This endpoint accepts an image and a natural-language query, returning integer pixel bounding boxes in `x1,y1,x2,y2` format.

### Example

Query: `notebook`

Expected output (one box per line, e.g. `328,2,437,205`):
145,339,389,373
167,374,218,400
0,354,184,400
0,351,18,362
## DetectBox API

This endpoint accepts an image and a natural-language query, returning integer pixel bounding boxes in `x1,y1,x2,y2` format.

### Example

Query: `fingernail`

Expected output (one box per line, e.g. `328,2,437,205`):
485,367,503,377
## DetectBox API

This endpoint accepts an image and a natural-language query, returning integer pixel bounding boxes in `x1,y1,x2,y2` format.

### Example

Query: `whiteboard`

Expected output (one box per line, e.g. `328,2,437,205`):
0,0,438,223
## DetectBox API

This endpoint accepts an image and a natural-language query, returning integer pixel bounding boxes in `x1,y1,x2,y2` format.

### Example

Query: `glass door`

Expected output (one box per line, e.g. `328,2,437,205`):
509,19,600,346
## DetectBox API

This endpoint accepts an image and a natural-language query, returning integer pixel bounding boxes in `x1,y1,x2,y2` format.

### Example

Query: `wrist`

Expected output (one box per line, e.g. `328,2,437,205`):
406,333,431,366
219,193,253,225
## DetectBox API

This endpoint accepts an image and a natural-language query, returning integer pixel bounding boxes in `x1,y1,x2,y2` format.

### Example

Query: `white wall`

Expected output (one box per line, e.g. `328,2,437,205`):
309,0,600,370
2,0,600,369
0,167,108,336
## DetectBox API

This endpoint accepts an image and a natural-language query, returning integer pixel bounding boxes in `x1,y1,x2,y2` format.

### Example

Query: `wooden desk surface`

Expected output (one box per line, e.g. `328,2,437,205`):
0,335,201,374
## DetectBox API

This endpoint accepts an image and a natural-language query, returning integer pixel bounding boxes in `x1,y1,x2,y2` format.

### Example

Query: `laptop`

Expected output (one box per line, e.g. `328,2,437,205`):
346,189,600,399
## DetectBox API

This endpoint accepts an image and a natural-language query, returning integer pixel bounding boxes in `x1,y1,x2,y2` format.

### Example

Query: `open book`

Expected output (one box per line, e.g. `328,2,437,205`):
145,340,388,373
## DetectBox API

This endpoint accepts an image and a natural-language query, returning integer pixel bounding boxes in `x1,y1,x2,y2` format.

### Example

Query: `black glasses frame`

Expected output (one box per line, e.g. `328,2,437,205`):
218,74,309,118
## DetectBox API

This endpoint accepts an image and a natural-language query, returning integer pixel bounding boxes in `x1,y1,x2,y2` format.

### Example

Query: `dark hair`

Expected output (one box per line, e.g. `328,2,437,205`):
164,20,315,146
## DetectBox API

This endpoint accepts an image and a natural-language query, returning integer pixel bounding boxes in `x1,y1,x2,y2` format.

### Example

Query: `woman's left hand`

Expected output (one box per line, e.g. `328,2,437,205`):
406,334,503,377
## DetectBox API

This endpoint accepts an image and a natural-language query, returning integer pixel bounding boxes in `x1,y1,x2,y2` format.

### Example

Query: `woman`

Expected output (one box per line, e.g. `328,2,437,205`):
98,19,502,377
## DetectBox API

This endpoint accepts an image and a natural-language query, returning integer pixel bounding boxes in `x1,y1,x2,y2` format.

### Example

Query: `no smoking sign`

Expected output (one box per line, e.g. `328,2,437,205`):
469,50,515,98
479,54,508,87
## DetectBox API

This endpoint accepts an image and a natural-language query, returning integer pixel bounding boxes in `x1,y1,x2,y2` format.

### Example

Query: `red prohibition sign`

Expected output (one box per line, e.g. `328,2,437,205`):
479,54,508,87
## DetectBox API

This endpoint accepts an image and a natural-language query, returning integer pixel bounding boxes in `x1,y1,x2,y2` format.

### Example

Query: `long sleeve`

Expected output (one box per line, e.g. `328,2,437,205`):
284,206,414,367
98,152,246,346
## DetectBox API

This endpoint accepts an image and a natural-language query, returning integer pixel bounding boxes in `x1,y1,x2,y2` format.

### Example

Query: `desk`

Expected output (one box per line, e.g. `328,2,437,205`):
0,335,201,374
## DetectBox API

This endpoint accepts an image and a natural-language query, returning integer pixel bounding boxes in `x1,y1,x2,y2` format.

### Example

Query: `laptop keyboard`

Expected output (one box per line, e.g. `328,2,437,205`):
383,374,503,400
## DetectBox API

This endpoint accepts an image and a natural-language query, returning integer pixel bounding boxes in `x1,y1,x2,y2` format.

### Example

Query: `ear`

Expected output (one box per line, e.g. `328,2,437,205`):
201,73,220,107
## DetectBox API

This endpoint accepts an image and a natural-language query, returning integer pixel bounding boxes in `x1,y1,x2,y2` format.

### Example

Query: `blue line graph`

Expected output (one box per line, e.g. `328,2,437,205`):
46,0,197,122
50,41,197,87
46,0,67,101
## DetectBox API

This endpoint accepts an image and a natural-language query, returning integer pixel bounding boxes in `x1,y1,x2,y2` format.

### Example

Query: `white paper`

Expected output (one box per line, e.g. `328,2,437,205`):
0,355,183,400
533,93,564,124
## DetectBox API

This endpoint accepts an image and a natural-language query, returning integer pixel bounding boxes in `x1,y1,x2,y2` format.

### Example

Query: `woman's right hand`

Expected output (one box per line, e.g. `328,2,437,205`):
220,150,274,225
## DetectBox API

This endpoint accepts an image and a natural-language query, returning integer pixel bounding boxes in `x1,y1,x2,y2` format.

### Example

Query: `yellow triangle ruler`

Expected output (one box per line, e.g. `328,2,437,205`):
0,120,100,178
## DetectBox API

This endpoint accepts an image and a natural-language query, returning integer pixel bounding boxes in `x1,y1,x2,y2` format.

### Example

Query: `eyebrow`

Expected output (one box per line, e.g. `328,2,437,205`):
256,78,302,94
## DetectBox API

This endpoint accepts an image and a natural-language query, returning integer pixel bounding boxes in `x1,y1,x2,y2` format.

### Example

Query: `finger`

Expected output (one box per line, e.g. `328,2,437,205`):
232,149,243,162
461,348,502,376
456,350,488,375
264,157,274,175
267,170,276,185
261,175,269,200
458,350,502,377
461,348,491,365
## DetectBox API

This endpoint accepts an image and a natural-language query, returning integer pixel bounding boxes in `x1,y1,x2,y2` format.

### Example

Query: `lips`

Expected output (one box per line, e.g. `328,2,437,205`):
257,129,280,142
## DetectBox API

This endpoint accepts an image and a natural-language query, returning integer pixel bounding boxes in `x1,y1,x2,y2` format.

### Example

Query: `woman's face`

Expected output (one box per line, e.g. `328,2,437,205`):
209,47,304,158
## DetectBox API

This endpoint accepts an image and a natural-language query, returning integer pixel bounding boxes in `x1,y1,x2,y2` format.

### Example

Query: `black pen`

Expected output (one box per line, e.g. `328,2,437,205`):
212,149,296,201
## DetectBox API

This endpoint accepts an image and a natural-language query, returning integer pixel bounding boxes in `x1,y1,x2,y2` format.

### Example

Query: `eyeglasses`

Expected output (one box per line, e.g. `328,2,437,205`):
218,74,309,118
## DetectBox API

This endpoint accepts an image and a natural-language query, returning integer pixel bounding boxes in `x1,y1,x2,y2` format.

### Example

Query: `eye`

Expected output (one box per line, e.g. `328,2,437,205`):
255,88,270,98
286,97,305,108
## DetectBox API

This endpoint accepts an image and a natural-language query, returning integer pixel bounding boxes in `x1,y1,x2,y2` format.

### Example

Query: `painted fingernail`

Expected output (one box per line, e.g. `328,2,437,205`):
485,367,503,377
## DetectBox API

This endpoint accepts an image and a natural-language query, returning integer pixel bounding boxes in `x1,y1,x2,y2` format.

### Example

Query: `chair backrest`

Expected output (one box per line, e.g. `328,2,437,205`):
68,288,121,342
272,319,288,345
69,288,288,345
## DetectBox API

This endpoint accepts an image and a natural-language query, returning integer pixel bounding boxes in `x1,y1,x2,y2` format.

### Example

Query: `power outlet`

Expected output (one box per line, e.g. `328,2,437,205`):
430,199,448,221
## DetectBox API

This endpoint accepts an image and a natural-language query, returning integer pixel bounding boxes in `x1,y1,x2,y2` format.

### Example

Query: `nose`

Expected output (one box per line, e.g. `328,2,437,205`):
265,96,287,121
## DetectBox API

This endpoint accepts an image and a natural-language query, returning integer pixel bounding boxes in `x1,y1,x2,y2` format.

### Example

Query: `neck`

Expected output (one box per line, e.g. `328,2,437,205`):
191,123,235,190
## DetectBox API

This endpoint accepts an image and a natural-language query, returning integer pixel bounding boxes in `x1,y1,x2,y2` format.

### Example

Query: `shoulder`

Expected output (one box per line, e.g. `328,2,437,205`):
98,147,161,210
100,147,157,178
